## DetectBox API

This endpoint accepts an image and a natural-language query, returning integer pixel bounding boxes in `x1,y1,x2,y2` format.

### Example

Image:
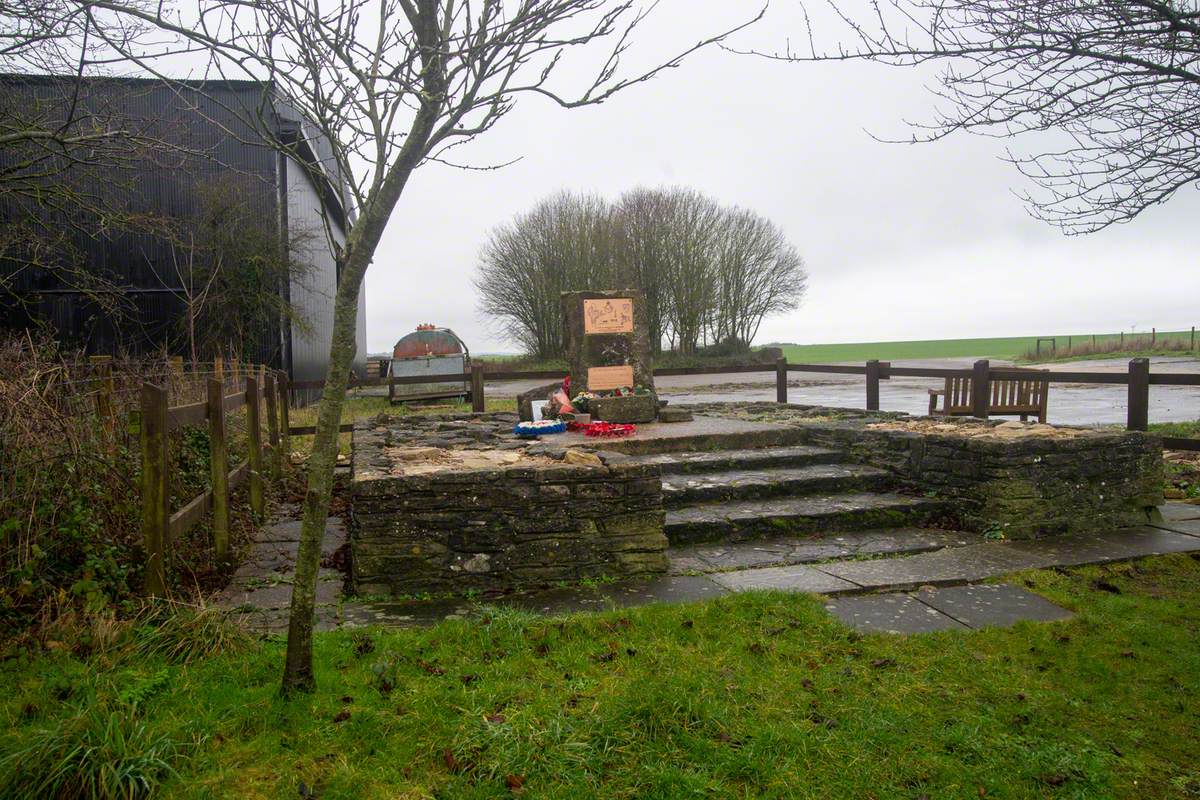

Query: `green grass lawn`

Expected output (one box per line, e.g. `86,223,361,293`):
3,554,1199,799
772,330,1196,364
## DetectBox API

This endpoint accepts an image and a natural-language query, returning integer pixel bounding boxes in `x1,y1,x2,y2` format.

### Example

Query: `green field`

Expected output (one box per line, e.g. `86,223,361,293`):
772,329,1196,364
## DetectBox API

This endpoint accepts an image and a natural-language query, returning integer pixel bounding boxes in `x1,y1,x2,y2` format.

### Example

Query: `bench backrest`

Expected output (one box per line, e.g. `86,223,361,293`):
943,370,1048,414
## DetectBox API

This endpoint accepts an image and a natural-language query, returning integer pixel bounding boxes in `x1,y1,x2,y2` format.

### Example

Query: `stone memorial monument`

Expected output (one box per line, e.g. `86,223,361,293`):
561,290,657,423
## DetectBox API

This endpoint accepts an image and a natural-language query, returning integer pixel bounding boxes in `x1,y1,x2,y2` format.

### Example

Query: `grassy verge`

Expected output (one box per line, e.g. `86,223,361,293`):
3,555,1199,798
1150,420,1200,439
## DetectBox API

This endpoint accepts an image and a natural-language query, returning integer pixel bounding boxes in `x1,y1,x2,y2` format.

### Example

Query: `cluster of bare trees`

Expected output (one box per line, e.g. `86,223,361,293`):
476,187,807,359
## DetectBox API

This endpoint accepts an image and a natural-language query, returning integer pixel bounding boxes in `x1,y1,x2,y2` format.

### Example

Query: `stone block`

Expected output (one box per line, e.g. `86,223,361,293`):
592,394,658,424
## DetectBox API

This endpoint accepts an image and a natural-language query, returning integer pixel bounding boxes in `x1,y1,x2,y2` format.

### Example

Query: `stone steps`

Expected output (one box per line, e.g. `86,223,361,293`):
664,492,947,545
662,463,894,507
626,445,847,475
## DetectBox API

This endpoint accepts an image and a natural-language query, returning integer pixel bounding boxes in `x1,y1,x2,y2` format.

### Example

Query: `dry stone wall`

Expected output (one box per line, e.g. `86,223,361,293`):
350,416,667,596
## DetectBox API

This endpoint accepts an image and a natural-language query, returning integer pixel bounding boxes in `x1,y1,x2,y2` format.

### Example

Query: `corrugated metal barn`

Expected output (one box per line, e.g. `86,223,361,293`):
0,74,367,384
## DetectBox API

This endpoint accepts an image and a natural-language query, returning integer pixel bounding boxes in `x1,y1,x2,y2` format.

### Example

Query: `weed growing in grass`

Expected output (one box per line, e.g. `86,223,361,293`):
129,601,254,665
0,706,191,800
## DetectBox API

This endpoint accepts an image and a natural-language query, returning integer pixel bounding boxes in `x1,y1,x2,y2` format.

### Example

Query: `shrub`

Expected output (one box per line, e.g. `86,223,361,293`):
129,601,254,665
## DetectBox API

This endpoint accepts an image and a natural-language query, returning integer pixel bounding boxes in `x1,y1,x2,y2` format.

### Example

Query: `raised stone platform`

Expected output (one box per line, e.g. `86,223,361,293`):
350,415,668,595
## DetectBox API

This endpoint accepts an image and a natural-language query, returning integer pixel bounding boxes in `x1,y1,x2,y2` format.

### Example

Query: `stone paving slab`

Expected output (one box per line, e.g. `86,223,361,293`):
825,593,968,634
1159,502,1200,523
816,527,1200,591
1152,518,1200,538
817,542,1040,590
709,564,859,594
1005,526,1200,565
626,445,845,475
669,528,971,574
661,463,891,505
218,569,344,611
914,584,1073,629
506,575,728,615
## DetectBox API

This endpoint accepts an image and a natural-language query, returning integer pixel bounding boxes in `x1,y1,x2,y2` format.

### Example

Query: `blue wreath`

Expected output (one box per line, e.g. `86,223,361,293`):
513,420,567,438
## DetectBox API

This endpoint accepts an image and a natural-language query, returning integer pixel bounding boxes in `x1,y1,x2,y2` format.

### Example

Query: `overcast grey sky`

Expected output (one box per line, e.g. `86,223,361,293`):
363,1,1200,354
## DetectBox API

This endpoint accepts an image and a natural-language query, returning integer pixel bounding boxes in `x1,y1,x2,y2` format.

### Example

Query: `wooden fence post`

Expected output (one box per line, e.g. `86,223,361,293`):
1127,358,1150,432
1192,326,1196,351
278,374,292,460
90,355,114,444
246,375,265,515
140,383,169,596
1152,327,1156,346
775,357,788,404
264,373,281,479
206,378,230,559
865,360,881,411
971,359,990,419
471,363,486,413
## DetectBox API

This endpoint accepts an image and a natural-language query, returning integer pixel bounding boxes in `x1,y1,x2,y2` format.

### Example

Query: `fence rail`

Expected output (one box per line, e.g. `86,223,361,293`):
314,356,1200,450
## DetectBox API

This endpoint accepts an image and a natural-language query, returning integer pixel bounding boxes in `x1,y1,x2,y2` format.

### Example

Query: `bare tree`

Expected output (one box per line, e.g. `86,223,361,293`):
657,187,720,354
86,0,762,692
612,187,679,355
709,207,806,348
743,0,1200,234
476,190,618,359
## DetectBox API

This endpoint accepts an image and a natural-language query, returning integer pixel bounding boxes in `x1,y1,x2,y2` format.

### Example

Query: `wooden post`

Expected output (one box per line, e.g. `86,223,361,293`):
471,363,485,413
89,355,115,443
865,360,881,411
1127,358,1150,432
971,359,991,419
277,374,291,458
775,357,788,404
207,378,230,559
1068,335,1072,351
264,373,281,479
1192,326,1196,351
1151,327,1156,346
246,375,265,516
169,355,184,399
1120,331,1124,347
140,383,169,597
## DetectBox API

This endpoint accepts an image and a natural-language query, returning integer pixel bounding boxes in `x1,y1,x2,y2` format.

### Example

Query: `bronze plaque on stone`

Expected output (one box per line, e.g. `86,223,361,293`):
587,365,634,391
583,298,634,334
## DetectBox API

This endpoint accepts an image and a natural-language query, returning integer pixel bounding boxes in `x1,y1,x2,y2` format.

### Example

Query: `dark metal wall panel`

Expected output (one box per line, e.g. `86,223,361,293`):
0,75,358,376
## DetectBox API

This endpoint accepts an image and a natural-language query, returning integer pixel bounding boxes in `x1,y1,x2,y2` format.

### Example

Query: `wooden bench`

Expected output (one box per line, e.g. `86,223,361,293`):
928,370,1049,422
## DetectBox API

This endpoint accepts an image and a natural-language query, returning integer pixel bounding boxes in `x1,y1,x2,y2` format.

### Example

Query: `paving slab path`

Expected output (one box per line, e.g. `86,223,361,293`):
218,503,1200,635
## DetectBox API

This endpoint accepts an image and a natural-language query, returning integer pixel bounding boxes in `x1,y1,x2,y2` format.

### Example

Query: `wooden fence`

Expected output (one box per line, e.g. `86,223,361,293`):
136,363,289,596
313,356,1200,449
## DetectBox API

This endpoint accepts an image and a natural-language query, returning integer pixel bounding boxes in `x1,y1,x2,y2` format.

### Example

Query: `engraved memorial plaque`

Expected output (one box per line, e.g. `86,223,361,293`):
583,298,634,335
587,365,634,391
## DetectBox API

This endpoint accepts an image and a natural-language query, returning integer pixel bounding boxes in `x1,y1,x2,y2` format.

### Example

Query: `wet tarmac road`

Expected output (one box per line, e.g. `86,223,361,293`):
481,356,1199,427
